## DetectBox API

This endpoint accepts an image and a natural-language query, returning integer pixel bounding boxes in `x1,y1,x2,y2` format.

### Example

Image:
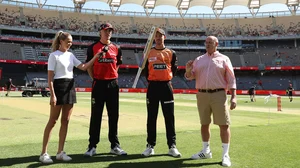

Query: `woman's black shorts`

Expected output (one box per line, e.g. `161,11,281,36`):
53,78,76,105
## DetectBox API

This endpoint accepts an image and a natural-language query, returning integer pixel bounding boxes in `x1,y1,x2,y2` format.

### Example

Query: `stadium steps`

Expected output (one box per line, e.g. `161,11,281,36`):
135,53,140,65
23,46,36,60
240,55,246,66
20,46,25,60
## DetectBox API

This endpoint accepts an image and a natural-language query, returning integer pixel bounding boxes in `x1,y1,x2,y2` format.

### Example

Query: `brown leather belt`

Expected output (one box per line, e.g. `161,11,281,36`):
198,88,225,93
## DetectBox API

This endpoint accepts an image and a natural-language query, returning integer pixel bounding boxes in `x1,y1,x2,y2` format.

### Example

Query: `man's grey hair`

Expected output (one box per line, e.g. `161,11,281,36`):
207,36,219,43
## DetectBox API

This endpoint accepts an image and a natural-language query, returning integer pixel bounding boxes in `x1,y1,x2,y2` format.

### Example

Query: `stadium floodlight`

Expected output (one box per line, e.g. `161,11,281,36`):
109,0,121,7
73,0,86,12
287,0,299,6
73,0,86,4
248,0,260,8
177,0,190,10
212,0,224,10
177,0,190,17
143,0,155,9
211,0,224,18
247,0,260,17
286,0,299,15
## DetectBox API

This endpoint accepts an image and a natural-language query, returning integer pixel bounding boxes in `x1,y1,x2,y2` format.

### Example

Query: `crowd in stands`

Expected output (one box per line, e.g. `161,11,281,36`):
1,4,300,90
1,5,300,38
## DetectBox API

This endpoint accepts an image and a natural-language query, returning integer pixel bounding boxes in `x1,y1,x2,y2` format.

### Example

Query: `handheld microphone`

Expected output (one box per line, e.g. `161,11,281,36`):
98,45,109,62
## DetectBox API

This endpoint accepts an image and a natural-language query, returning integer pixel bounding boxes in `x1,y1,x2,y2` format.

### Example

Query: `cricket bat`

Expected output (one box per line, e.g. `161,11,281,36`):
132,26,158,88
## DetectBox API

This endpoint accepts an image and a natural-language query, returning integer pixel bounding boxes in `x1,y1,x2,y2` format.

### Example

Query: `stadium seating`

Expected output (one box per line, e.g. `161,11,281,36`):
2,3,300,38
35,47,50,61
171,75,188,89
242,52,260,66
260,72,293,90
223,52,243,67
0,42,22,60
133,17,166,34
23,46,37,60
22,6,60,29
235,73,258,90
237,17,274,36
202,18,236,37
122,50,138,65
275,16,300,36
73,48,87,62
118,73,145,88
74,72,92,88
1,3,300,90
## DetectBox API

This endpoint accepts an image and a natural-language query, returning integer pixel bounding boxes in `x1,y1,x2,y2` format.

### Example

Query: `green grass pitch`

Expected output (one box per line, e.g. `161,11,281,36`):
0,92,299,167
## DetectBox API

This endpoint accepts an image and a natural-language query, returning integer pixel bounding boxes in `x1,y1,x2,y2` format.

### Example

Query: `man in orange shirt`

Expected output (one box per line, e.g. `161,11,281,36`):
185,36,237,167
141,28,181,158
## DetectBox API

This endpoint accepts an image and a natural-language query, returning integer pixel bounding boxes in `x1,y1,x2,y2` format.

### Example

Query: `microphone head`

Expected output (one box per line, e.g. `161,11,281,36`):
103,45,109,52
98,45,109,62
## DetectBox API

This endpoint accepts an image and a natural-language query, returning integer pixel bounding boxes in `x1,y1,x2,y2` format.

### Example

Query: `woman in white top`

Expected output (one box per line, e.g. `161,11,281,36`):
39,31,100,163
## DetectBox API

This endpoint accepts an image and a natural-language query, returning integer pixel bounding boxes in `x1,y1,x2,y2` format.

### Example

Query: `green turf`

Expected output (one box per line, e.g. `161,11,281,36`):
0,92,299,167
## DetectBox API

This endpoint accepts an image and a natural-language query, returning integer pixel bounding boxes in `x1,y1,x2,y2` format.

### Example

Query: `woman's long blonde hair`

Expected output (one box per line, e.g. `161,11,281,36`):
51,31,71,52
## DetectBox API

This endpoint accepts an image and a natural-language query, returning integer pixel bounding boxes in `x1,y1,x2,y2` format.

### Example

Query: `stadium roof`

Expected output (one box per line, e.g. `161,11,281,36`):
81,0,299,8
74,0,299,17
9,0,299,17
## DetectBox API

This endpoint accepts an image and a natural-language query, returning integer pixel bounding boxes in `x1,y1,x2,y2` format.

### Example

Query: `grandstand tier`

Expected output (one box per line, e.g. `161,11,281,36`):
0,2,300,90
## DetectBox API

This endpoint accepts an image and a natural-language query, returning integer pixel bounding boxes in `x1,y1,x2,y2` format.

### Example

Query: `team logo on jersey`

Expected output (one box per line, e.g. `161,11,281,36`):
98,58,114,63
153,63,167,69
149,57,157,62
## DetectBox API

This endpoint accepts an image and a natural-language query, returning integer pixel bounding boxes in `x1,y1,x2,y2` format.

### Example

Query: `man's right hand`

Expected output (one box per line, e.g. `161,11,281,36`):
185,60,194,72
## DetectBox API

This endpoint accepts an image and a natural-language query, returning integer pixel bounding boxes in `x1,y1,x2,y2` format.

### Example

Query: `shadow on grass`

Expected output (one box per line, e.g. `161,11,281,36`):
2,95,24,98
107,160,221,168
0,155,38,167
0,153,221,168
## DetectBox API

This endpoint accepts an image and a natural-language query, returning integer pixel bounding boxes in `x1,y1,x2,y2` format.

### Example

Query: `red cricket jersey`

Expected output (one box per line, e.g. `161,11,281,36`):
86,41,122,80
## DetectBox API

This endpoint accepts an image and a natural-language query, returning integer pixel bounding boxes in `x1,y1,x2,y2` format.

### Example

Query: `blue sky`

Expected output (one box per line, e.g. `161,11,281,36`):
18,0,290,14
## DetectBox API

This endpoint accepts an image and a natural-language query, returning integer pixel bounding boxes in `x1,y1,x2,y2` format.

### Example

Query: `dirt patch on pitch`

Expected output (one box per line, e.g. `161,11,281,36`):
0,118,12,120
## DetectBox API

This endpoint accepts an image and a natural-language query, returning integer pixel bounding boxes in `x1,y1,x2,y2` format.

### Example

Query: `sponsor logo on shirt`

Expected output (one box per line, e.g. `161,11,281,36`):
153,64,167,69
149,57,157,62
98,58,114,63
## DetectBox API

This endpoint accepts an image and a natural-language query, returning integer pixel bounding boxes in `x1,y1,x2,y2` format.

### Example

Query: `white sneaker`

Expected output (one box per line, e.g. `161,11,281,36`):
141,145,154,157
56,151,72,161
84,147,96,157
191,150,212,160
110,146,127,155
39,153,53,164
168,146,182,158
222,155,231,167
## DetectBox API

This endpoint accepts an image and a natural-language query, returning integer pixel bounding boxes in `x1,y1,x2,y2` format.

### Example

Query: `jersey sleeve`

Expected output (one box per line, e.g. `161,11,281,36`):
116,44,122,65
72,53,82,67
170,49,178,76
85,44,94,63
47,53,56,71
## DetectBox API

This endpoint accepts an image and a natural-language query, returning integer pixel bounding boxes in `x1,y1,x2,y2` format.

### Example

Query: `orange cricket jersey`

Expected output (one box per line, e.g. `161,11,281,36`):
147,48,174,81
